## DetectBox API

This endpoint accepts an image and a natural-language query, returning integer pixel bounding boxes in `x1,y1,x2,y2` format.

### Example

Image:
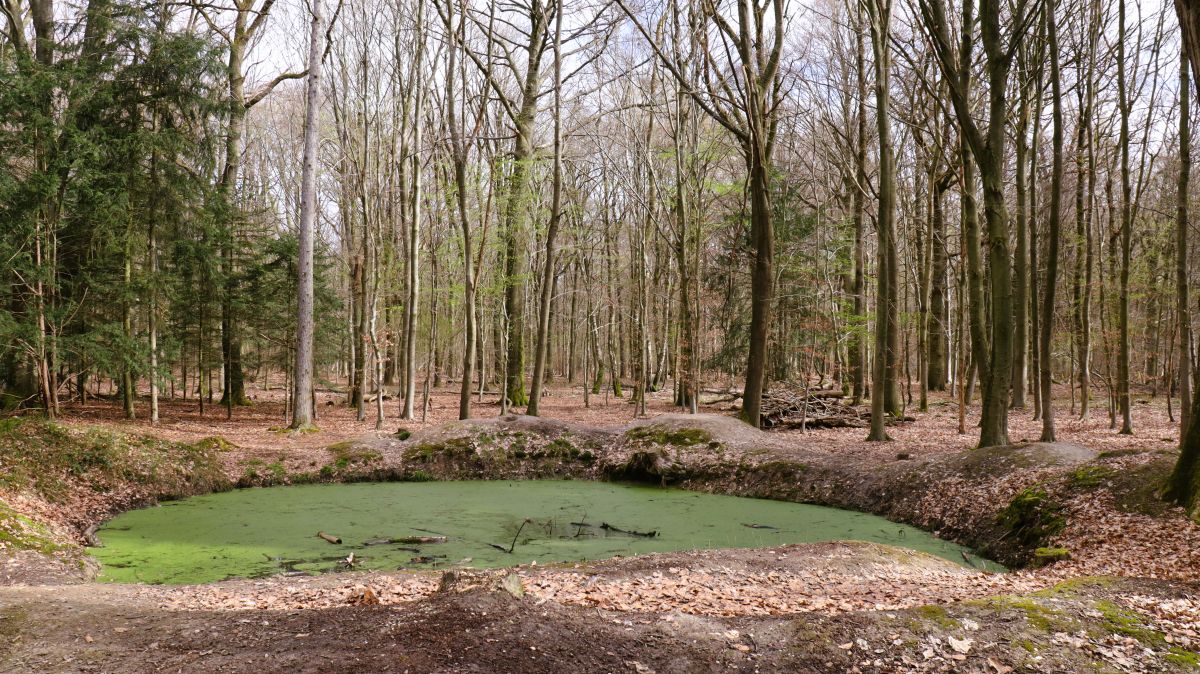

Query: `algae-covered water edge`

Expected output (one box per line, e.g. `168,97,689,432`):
91,480,1003,584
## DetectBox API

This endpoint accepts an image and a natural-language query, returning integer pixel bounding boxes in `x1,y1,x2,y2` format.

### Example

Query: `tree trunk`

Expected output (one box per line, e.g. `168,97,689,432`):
1179,49,1193,439
291,2,322,430
850,12,869,405
1040,3,1063,442
866,0,894,442
927,177,950,391
1116,0,1134,434
528,5,563,416
1167,4,1198,513
1011,57,1031,411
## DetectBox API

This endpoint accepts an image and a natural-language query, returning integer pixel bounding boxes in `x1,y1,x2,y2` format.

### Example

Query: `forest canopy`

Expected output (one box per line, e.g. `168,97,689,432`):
5,0,1200,512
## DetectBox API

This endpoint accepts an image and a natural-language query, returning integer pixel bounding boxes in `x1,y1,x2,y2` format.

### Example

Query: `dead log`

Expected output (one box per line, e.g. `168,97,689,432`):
317,531,342,544
395,536,447,544
600,522,658,538
83,524,103,548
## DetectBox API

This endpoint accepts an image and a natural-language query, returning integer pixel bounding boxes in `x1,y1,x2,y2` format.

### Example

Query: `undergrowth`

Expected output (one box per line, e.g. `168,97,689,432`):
0,417,228,503
997,485,1067,549
0,417,230,554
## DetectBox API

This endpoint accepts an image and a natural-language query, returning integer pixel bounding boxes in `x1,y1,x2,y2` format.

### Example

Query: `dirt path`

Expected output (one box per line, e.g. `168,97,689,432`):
3,543,1199,673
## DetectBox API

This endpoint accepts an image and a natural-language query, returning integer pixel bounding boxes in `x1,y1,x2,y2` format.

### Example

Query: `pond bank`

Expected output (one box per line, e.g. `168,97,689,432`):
2,412,1197,581
3,413,1200,672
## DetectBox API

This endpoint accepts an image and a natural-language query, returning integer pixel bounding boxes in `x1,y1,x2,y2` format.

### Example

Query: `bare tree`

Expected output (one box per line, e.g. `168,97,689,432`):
917,0,1037,448
1039,0,1063,441
864,0,895,442
618,0,786,428
291,0,325,431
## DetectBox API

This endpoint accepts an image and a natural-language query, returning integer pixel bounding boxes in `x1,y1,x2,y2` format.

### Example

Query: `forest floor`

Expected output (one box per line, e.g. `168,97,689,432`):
2,381,1200,672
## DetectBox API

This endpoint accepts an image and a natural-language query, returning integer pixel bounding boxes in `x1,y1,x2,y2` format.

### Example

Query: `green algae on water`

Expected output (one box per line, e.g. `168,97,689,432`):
91,480,1003,584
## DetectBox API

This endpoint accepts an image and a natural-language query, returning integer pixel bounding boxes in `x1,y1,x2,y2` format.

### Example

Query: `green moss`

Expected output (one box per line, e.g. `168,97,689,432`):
1035,576,1114,598
241,459,293,485
1067,465,1116,491
544,437,579,459
241,459,264,482
191,436,237,452
508,436,528,457
981,596,1069,632
914,604,960,629
496,433,596,464
1165,647,1200,668
395,429,412,441
403,437,475,463
327,442,382,469
625,426,713,447
0,500,69,556
1016,638,1038,653
1033,547,1071,567
269,425,319,435
997,485,1067,548
1091,599,1165,646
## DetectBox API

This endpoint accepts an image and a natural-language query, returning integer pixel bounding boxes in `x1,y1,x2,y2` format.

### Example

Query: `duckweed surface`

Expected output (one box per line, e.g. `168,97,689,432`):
92,480,1002,584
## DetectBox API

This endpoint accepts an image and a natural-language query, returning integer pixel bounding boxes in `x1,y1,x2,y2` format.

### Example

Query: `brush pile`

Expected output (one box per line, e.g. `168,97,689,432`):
758,387,912,430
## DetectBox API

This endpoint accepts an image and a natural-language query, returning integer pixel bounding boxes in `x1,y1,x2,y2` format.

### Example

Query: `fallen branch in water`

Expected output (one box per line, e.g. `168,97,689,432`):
317,531,342,544
600,522,658,538
397,536,447,544
364,535,448,545
490,519,532,553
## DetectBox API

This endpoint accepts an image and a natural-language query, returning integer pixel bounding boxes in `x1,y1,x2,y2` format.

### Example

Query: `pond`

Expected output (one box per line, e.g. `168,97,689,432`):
91,480,1003,584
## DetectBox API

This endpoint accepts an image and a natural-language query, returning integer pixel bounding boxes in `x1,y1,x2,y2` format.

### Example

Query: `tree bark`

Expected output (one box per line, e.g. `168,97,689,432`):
290,2,322,430
1040,1,1063,441
1117,0,1134,434
528,4,564,415
866,0,895,442
1179,49,1193,440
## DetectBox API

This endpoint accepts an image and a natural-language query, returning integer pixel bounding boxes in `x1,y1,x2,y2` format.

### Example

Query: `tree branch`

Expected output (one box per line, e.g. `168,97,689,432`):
245,70,307,109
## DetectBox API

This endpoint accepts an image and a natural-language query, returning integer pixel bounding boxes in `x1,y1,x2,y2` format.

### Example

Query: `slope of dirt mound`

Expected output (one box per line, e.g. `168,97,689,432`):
400,413,615,449
950,442,1098,476
622,413,789,452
